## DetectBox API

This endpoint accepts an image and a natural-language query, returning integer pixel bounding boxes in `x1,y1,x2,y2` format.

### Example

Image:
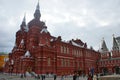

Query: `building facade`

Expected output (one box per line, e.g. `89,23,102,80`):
98,36,120,75
3,2,120,76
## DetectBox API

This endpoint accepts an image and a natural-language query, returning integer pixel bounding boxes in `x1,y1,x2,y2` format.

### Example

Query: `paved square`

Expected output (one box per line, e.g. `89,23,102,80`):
0,73,88,80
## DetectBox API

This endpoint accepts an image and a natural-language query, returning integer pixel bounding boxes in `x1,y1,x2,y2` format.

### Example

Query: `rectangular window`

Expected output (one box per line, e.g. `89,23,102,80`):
47,58,51,66
61,46,63,53
61,59,64,67
67,47,69,54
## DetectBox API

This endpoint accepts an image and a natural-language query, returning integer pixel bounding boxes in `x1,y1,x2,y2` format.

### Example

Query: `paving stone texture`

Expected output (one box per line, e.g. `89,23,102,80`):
0,73,88,80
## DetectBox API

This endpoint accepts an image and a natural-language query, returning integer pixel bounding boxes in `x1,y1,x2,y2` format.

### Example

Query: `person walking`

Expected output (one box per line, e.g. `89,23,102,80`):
54,74,57,80
61,75,64,80
87,74,92,80
73,73,77,80
41,75,43,80
76,74,79,80
43,75,45,80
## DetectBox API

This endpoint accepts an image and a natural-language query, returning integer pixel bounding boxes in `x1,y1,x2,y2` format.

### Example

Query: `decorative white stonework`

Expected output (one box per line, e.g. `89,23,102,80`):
40,28,48,33
4,58,9,62
71,41,83,48
11,59,14,65
21,39,24,44
24,51,31,57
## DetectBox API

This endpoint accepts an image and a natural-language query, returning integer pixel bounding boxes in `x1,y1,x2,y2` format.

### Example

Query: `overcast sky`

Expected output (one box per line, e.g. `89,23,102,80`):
0,0,120,53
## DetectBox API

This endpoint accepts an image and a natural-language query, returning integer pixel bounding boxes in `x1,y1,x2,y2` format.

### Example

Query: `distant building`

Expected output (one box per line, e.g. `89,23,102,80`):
98,35,120,74
0,52,8,72
3,1,120,76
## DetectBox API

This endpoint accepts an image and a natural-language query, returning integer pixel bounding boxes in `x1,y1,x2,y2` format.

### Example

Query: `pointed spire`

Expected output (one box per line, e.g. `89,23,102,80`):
22,14,26,25
20,14,29,32
34,0,41,20
21,14,26,30
112,34,119,51
100,38,108,53
36,0,40,10
23,13,26,23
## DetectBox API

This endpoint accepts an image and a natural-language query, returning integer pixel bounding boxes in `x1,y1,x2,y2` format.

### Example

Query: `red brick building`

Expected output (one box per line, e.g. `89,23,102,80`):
98,36,120,75
4,2,120,76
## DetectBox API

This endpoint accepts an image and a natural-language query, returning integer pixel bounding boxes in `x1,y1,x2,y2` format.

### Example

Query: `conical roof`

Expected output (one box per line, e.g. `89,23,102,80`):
34,1,41,20
100,38,108,53
112,35,119,51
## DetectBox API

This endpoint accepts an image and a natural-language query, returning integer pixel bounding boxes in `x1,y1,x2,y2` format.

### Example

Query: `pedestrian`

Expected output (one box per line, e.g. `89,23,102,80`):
61,75,64,80
54,74,57,80
37,75,40,79
76,74,79,80
41,75,43,80
24,73,26,78
20,74,23,78
43,75,45,80
87,74,92,80
73,73,76,80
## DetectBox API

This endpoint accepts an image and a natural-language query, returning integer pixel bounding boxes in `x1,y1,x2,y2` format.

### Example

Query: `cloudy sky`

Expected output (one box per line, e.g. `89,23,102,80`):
0,0,120,53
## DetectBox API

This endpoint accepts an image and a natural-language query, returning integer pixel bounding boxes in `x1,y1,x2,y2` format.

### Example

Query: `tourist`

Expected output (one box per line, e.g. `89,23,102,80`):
37,75,40,79
73,73,77,80
76,73,79,80
20,74,23,78
54,74,57,80
87,74,92,80
43,75,45,80
41,75,43,80
61,75,64,80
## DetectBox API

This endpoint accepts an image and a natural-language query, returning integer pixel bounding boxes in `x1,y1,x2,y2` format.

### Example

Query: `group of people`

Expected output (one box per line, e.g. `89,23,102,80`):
61,73,82,80
20,73,95,80
36,74,56,80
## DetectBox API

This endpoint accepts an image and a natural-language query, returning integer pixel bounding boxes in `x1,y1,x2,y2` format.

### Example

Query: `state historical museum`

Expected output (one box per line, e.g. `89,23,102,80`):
4,2,120,76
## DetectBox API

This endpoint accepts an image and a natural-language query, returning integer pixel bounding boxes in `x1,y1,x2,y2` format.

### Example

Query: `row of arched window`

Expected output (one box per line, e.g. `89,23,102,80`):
61,46,69,54
60,46,83,57
72,49,83,57
61,59,70,67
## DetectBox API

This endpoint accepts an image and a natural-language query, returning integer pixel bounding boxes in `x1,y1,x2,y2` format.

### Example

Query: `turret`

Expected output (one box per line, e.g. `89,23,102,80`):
27,1,42,51
34,1,41,20
112,35,120,58
16,15,27,47
99,38,108,53
99,38,110,59
112,35,119,51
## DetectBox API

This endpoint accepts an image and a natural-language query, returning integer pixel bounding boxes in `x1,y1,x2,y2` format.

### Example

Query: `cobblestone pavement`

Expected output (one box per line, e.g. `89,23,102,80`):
0,73,88,80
